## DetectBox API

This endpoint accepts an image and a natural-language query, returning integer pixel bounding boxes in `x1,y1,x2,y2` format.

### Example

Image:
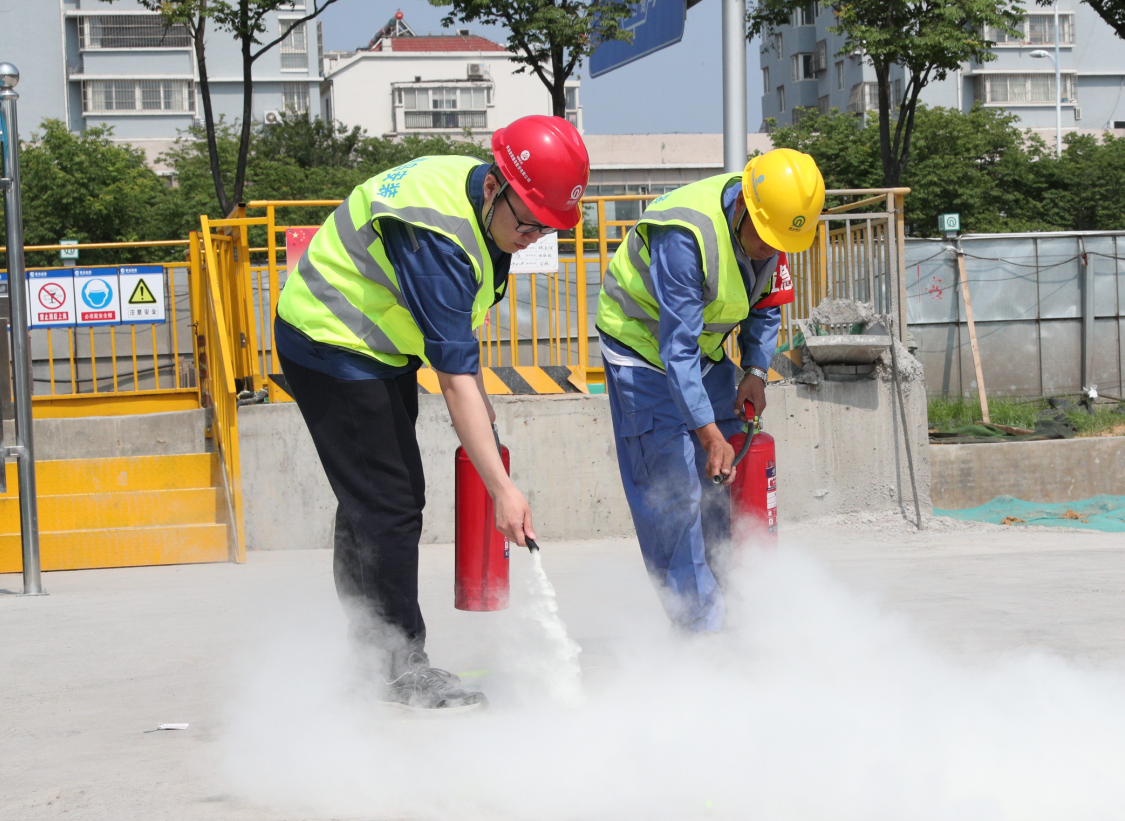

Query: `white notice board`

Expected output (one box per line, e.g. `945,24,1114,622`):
509,233,559,274
28,269,76,328
74,266,122,326
118,265,166,324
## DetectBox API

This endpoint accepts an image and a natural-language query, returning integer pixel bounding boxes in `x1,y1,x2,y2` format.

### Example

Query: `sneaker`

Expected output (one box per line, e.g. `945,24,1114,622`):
382,656,488,713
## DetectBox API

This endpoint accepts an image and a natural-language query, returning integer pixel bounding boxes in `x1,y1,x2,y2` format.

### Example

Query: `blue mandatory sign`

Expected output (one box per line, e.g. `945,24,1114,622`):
81,278,114,310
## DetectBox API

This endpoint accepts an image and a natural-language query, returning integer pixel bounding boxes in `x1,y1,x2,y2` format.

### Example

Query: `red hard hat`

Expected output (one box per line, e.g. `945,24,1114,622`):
491,115,590,229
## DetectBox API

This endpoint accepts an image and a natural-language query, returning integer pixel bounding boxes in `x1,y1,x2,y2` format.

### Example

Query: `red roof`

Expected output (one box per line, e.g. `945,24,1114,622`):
372,35,506,53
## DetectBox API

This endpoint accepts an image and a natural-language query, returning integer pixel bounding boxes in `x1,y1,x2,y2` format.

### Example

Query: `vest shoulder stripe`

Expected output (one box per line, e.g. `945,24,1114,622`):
296,247,399,355
332,200,400,294
602,269,659,336
369,200,485,277
640,205,721,302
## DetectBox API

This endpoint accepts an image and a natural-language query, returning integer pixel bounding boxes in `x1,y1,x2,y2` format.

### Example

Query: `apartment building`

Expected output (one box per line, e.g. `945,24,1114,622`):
1,0,323,161
759,1,1125,143
320,17,580,139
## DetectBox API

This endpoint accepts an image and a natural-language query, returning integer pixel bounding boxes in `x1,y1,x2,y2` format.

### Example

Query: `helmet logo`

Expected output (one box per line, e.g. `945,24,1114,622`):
751,173,765,203
790,215,807,230
568,184,584,203
505,144,533,183
520,150,531,161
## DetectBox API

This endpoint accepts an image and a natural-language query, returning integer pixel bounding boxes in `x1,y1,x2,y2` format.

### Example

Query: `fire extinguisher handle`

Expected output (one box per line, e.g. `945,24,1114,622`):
491,423,502,456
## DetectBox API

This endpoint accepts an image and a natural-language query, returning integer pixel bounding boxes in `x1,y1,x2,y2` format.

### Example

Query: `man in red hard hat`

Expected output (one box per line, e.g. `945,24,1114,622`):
276,115,590,712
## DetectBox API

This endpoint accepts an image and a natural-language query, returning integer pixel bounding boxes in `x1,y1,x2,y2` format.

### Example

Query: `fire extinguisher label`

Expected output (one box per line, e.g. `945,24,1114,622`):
767,491,778,509
504,540,510,559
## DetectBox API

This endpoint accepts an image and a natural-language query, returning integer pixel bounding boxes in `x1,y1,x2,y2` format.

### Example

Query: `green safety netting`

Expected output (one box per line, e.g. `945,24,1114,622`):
935,495,1125,532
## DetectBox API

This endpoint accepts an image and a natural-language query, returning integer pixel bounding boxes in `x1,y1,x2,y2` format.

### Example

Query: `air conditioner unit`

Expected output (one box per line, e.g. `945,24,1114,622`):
1074,106,1081,121
264,109,282,125
467,63,485,79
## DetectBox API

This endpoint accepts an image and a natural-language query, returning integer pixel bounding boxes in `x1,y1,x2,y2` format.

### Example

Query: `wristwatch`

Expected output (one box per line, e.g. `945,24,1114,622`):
743,366,768,382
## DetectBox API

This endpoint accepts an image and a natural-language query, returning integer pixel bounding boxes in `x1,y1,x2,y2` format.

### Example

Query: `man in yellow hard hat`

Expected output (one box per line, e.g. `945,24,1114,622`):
597,148,825,631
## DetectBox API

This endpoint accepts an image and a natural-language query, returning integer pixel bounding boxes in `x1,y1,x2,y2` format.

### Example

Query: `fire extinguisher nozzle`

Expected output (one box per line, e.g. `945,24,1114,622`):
711,475,723,485
525,537,540,553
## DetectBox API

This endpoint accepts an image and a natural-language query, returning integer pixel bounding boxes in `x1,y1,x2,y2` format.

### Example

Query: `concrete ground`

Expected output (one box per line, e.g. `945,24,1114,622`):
2,518,1125,820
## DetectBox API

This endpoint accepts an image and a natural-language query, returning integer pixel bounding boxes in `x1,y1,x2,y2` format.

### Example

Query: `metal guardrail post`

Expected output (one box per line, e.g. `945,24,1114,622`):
0,63,45,595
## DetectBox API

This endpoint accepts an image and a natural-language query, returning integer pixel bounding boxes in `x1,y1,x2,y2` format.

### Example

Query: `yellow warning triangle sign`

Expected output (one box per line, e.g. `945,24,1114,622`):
128,278,157,305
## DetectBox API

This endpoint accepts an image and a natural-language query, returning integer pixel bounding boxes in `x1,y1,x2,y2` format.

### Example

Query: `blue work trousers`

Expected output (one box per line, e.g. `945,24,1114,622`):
604,356,742,632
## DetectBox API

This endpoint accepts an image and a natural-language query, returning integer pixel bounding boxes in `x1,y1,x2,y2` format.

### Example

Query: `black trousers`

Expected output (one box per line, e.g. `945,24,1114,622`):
278,352,427,652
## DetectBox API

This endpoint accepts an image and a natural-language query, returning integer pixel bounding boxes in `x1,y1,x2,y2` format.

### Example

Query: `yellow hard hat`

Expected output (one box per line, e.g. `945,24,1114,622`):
741,148,825,254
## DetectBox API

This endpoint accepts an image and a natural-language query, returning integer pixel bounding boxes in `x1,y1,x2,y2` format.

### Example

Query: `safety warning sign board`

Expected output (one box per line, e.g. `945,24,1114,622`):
28,269,76,328
74,266,122,326
118,265,165,324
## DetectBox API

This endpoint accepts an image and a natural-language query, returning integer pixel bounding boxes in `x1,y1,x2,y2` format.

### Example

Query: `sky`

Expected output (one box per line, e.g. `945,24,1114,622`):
316,0,765,134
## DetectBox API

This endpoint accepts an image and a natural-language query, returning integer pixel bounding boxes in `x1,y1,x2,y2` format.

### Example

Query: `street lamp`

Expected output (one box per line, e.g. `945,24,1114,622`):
1030,2,1063,157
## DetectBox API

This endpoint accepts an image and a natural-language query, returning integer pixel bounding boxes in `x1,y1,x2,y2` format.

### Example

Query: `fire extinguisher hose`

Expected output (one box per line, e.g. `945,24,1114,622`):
711,414,760,485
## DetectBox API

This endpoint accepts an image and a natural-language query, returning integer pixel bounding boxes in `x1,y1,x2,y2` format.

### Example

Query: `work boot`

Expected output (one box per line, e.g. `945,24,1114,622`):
382,652,488,712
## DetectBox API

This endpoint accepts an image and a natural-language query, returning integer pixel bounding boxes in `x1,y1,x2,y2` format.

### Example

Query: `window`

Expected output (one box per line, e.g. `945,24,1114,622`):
777,85,786,112
894,78,902,107
974,72,1078,105
279,20,308,70
78,15,191,49
82,79,194,113
282,82,309,114
763,66,770,90
847,82,878,114
565,86,579,127
790,2,816,26
986,13,1074,46
401,85,488,129
836,61,844,90
814,40,827,73
792,53,814,81
817,95,830,116
773,32,783,55
316,22,324,77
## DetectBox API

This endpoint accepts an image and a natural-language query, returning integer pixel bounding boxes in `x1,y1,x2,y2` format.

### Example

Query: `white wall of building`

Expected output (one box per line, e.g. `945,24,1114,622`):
322,50,577,138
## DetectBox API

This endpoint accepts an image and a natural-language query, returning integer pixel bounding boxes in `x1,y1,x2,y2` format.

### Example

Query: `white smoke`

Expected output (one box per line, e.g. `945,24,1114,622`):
222,541,1125,821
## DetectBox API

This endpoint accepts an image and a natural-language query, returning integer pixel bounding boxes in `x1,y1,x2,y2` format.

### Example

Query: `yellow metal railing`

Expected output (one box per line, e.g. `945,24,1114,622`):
193,226,246,562
0,239,199,418
204,188,908,397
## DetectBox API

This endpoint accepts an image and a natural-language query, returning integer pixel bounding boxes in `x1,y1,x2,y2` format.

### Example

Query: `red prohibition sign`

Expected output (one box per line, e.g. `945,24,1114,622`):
38,282,67,310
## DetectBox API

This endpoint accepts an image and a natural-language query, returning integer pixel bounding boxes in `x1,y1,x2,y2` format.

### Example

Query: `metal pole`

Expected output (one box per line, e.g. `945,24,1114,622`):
1080,237,1095,397
0,63,44,596
1054,1,1062,158
721,0,747,174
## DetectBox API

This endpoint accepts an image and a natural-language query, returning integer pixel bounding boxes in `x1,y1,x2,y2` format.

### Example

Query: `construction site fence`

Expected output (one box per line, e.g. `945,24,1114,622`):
0,240,199,417
199,188,909,400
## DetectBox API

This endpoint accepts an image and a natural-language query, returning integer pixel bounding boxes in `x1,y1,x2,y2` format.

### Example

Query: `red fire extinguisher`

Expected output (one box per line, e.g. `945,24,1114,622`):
454,430,510,611
726,402,779,548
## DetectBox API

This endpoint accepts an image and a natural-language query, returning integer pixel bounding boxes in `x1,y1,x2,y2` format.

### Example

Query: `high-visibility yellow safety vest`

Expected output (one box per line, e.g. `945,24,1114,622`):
277,156,499,368
597,173,777,370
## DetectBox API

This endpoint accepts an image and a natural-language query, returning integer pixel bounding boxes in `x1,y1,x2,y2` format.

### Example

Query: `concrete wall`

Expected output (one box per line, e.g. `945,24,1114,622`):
238,376,931,550
931,437,1125,510
4,408,206,461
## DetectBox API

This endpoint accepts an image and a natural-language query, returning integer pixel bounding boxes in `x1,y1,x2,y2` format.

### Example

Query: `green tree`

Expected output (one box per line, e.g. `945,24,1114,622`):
769,105,1068,235
0,120,176,268
749,0,1024,187
1041,132,1125,230
428,0,635,117
124,0,342,215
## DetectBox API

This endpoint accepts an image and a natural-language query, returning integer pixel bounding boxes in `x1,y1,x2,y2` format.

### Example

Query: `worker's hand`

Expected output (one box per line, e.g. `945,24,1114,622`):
736,372,767,421
494,485,535,547
697,422,736,487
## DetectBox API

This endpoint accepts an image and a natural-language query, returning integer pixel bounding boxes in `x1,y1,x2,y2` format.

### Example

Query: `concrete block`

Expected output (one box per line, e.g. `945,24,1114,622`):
930,437,1125,509
4,409,207,461
238,376,932,550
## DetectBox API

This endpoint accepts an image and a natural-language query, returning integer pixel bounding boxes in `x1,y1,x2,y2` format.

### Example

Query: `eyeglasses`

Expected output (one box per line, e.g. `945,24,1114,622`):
501,188,556,235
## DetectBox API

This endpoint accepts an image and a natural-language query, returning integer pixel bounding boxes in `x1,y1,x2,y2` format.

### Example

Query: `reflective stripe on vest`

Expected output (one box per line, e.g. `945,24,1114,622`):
277,156,494,366
596,174,752,369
